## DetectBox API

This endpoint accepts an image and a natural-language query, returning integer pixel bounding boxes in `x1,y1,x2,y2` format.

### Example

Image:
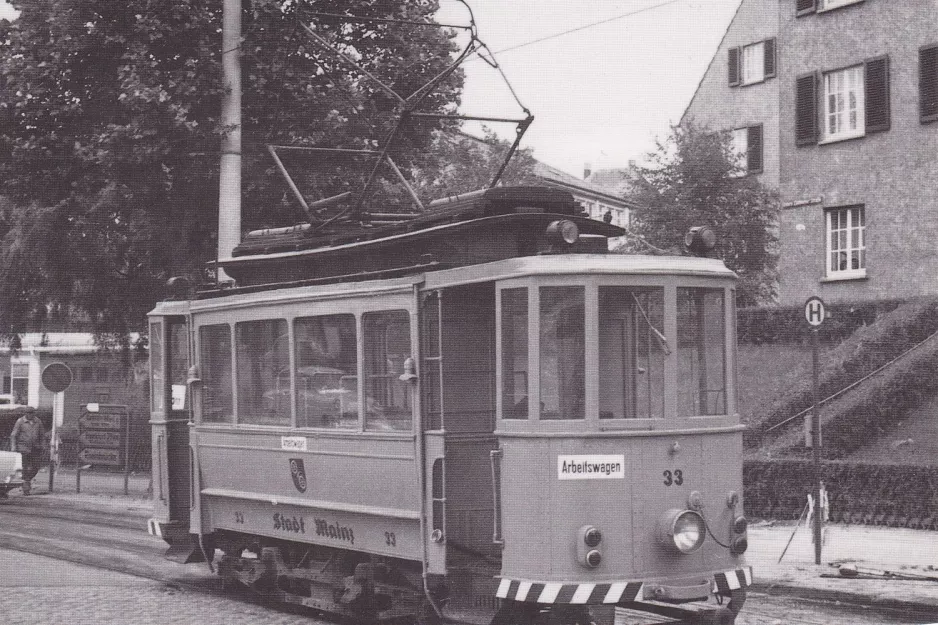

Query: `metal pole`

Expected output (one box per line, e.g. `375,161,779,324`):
812,327,822,565
123,409,130,496
217,0,242,282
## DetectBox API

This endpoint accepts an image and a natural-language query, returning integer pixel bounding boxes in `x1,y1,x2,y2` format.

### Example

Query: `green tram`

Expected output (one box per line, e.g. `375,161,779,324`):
147,186,751,625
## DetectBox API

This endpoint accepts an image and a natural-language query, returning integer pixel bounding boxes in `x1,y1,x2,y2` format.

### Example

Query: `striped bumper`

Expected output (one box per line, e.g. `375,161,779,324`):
495,579,643,604
712,567,753,594
495,567,752,605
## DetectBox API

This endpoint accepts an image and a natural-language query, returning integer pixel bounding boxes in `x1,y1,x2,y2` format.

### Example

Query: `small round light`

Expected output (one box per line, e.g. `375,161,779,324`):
732,536,748,555
546,220,579,245
733,516,748,534
687,491,703,510
584,527,602,548
585,550,602,568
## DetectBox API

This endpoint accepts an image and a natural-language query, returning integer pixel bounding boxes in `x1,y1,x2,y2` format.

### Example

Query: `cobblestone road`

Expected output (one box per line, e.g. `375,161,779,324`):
0,548,323,625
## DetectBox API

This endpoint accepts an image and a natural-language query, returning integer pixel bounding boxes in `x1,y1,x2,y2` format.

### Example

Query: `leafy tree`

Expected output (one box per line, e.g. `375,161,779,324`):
0,0,463,335
624,123,779,306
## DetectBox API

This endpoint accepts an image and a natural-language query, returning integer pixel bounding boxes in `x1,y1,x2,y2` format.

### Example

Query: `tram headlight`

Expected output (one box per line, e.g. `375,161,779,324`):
657,509,706,554
546,220,579,245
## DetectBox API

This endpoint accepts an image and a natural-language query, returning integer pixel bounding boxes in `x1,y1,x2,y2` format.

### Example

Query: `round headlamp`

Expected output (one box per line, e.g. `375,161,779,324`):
657,509,706,554
546,220,579,245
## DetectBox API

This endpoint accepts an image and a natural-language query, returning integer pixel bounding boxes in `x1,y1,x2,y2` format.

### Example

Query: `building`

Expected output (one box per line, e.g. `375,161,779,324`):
534,162,638,247
683,0,938,305
0,333,147,435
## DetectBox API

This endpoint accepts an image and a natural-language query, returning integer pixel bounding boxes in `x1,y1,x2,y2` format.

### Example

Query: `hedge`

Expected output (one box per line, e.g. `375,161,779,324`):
737,298,905,345
744,459,938,528
744,296,938,448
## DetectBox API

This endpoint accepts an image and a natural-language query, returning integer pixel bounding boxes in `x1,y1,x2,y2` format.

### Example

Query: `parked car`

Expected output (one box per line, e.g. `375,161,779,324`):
0,450,23,497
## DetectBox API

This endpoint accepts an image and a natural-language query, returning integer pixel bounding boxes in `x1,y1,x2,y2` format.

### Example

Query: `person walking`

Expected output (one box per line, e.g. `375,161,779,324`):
10,408,46,495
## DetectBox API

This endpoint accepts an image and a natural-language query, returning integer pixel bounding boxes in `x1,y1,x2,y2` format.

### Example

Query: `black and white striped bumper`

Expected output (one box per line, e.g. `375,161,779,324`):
495,579,644,604
495,567,752,605
712,567,753,594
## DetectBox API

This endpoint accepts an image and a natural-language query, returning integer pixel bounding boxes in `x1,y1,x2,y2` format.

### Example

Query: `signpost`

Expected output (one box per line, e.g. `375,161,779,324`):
40,362,72,493
804,296,825,565
77,404,131,494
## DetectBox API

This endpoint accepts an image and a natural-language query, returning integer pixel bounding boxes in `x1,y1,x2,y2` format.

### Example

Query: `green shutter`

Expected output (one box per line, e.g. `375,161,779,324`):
795,72,819,146
865,56,890,133
728,47,740,87
796,0,817,16
764,38,777,79
921,44,938,124
747,125,764,174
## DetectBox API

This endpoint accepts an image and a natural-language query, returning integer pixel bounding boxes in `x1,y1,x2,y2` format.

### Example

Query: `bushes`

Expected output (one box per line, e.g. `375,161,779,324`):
744,459,938,528
738,299,904,345
744,296,938,448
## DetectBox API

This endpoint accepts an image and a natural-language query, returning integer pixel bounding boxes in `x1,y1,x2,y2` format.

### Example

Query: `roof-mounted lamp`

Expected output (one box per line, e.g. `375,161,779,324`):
684,226,717,257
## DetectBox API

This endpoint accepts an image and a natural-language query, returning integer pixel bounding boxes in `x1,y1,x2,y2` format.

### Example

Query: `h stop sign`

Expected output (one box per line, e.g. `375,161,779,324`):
42,362,73,393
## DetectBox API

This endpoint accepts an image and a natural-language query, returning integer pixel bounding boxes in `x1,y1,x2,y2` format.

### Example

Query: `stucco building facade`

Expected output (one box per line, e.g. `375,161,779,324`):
684,0,938,305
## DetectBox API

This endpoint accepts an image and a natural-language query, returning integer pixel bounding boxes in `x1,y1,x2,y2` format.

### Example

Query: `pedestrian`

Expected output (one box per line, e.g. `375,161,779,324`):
10,408,46,495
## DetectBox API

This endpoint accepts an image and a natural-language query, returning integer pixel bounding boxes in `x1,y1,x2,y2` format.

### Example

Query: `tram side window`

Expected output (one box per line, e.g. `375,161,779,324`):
294,314,357,429
599,287,665,419
363,311,412,432
200,324,233,423
500,288,528,419
235,319,291,426
540,286,585,420
677,288,727,416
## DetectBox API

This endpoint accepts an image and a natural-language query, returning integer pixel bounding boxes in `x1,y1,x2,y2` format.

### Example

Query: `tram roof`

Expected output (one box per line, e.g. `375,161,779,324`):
422,253,737,290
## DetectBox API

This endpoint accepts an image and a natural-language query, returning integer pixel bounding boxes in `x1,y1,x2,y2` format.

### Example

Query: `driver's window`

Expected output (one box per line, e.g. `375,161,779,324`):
294,314,358,429
235,318,291,426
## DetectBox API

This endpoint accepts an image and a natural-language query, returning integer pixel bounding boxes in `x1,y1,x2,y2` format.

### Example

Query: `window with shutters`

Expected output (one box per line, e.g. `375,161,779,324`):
797,57,890,146
797,0,864,15
921,44,938,124
729,125,763,176
825,206,865,279
818,0,864,11
728,39,776,87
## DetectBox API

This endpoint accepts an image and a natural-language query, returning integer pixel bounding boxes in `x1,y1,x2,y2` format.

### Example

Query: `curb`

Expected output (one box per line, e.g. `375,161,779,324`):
752,579,938,615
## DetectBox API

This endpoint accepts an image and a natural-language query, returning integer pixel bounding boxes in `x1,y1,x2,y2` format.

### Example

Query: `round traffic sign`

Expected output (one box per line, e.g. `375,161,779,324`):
804,296,826,327
41,362,73,393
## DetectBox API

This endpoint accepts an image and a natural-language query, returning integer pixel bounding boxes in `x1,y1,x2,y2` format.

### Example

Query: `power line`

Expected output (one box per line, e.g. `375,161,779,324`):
465,0,686,61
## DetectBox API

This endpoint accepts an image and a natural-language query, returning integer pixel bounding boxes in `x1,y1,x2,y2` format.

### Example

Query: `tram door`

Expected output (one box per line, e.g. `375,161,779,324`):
150,314,193,556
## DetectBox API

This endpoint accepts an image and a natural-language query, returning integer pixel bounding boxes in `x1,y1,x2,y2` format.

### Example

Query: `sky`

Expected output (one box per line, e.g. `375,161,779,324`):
436,0,743,176
0,0,743,177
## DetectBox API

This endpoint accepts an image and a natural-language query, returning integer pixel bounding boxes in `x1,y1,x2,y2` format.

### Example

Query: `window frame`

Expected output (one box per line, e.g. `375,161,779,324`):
921,43,938,124
741,41,766,86
820,64,866,144
729,124,764,175
728,38,776,87
817,0,865,13
824,205,867,281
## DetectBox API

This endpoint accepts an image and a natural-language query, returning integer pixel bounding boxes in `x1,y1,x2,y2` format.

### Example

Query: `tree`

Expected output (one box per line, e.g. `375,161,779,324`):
624,123,779,307
0,0,463,336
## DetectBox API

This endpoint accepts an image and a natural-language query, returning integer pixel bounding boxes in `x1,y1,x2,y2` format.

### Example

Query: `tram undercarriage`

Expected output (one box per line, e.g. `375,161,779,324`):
211,531,745,625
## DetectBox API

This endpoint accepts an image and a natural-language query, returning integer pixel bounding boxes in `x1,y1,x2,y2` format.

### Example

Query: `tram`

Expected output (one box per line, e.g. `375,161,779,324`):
147,185,751,624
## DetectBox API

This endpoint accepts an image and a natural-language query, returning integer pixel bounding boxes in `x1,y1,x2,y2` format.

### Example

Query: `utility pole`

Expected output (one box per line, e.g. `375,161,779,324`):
218,0,242,283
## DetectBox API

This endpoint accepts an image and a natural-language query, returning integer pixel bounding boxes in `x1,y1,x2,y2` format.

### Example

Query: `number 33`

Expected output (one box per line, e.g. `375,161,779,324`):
663,469,684,486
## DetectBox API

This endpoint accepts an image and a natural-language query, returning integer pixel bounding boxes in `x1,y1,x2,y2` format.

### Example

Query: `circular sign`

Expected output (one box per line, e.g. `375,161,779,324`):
804,296,826,327
41,362,73,393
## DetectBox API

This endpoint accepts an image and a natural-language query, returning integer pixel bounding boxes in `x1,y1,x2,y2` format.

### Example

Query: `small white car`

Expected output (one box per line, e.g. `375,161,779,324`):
0,450,23,498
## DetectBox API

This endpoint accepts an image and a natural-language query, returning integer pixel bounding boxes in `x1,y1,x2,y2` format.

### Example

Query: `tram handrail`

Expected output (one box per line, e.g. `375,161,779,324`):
490,448,504,546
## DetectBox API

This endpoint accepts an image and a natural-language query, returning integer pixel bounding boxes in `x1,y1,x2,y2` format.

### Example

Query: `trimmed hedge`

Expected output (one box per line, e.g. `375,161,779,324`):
737,299,904,345
744,459,938,528
744,296,938,448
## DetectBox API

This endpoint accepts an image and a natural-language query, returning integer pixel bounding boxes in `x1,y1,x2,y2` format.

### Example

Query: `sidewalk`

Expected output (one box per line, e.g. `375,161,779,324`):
11,469,938,614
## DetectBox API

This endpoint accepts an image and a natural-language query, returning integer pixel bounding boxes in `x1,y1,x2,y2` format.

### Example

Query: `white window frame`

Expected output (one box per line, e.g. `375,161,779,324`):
822,65,865,143
825,206,866,280
819,0,864,12
741,42,765,85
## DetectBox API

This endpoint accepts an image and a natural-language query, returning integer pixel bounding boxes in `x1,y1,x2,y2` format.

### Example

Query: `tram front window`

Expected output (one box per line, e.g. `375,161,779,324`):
540,286,585,420
599,287,665,419
500,288,528,419
294,314,357,429
677,288,727,416
236,319,291,426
